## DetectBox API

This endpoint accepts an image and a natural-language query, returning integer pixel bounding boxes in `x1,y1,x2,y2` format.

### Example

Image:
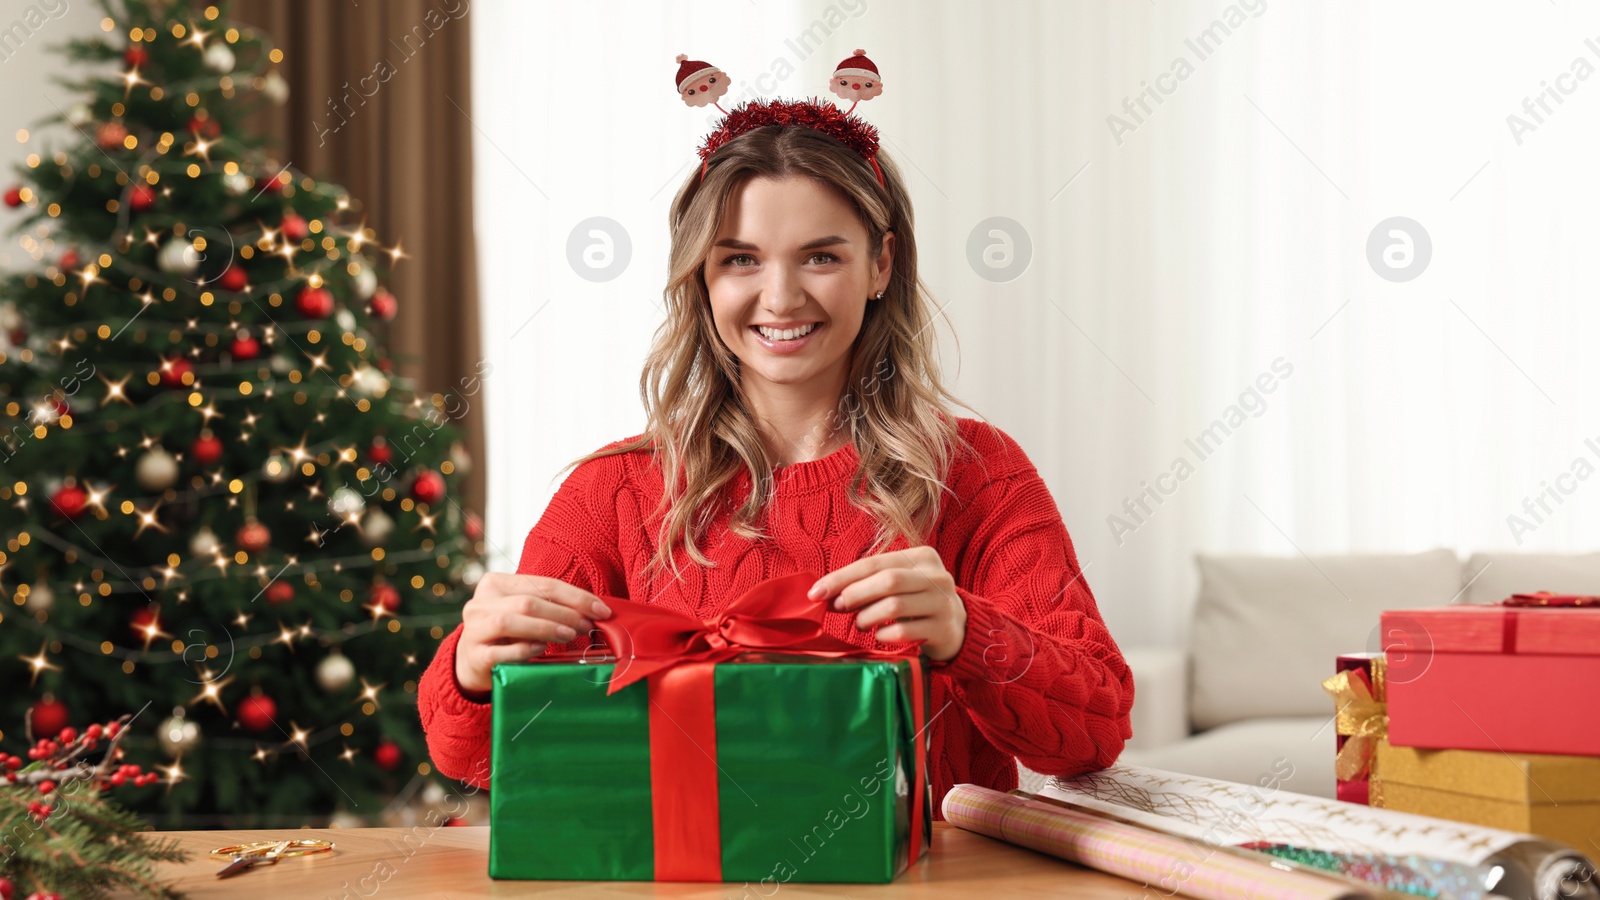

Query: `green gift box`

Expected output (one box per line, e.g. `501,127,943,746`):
488,649,932,883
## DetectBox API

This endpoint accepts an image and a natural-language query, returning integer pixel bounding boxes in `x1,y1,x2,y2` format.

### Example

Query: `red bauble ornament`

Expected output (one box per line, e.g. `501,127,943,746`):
96,122,128,152
230,333,260,360
236,518,271,554
58,249,79,270
28,697,70,741
159,355,193,388
259,170,286,193
217,266,248,292
296,286,334,318
370,582,400,613
464,511,484,541
49,484,88,520
265,581,294,605
368,290,398,322
280,212,309,242
373,741,401,771
368,437,392,466
3,186,21,208
49,397,70,420
236,693,277,732
376,357,393,374
124,46,148,68
186,116,221,139
191,431,224,467
129,184,156,212
129,606,160,640
411,469,445,505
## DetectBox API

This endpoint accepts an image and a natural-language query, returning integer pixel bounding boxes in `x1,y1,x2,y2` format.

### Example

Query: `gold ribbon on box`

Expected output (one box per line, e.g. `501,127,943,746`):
1320,657,1388,784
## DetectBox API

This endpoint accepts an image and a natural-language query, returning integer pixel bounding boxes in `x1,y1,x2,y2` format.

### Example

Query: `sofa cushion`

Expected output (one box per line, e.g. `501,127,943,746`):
1118,716,1337,799
1190,549,1461,731
1460,551,1600,605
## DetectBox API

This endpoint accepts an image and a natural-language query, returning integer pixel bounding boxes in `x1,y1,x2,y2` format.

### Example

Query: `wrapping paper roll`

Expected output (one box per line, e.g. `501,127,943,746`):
1042,765,1598,900
942,783,1374,900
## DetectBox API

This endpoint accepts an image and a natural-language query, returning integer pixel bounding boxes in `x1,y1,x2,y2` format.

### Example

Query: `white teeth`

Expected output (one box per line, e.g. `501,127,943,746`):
756,323,818,341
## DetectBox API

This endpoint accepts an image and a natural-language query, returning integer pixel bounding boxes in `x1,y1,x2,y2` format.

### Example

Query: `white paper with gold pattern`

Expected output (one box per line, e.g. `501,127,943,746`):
1042,764,1595,900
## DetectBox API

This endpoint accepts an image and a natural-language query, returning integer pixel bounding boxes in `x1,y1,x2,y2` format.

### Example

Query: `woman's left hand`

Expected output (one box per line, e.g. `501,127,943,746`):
808,546,968,662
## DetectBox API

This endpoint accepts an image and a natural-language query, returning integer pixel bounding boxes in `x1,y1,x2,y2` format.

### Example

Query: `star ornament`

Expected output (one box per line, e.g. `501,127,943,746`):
159,758,186,791
19,641,60,686
188,668,235,712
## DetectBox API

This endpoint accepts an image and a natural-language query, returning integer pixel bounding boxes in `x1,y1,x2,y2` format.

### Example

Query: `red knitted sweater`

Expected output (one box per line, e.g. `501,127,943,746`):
417,417,1134,821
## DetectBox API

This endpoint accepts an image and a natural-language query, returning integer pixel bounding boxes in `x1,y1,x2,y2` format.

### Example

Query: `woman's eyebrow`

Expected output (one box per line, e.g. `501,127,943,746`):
712,235,851,251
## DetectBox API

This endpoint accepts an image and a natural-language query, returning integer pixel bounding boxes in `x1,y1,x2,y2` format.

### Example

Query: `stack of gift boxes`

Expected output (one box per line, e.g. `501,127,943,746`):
1326,593,1600,849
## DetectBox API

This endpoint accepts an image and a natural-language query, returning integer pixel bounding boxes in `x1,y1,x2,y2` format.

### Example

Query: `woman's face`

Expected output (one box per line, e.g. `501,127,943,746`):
704,175,893,402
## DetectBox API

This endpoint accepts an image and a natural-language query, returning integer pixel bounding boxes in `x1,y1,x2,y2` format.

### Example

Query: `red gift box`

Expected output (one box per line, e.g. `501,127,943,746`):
1331,652,1384,805
1381,604,1600,755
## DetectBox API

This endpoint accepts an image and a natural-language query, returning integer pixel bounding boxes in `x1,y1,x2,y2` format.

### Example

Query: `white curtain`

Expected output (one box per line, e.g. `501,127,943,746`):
472,0,1600,650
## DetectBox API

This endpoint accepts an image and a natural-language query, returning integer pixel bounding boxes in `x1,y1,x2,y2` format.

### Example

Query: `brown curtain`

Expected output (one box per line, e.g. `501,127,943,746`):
232,0,486,518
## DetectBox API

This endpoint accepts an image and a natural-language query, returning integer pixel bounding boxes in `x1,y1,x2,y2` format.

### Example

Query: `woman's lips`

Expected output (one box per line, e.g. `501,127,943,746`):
749,322,821,354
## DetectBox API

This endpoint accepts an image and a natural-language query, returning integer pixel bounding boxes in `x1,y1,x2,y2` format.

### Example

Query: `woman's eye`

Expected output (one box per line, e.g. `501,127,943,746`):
723,254,755,267
809,253,840,265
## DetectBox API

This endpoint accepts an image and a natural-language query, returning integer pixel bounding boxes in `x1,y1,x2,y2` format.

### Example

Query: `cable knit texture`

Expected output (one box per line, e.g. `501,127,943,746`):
417,417,1133,821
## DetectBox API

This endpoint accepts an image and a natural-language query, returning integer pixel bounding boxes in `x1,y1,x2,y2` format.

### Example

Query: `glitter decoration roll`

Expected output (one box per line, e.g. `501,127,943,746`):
1041,765,1598,900
942,783,1375,900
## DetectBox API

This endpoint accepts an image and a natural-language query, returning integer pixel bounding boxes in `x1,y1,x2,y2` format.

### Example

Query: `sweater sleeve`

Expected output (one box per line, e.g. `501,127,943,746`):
416,451,631,790
929,435,1134,777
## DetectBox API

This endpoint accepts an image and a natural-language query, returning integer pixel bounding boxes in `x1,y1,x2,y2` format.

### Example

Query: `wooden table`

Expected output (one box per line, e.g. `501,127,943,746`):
121,822,1146,898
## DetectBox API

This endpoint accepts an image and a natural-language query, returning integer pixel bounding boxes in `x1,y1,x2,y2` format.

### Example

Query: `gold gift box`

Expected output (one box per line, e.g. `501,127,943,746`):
1374,739,1600,850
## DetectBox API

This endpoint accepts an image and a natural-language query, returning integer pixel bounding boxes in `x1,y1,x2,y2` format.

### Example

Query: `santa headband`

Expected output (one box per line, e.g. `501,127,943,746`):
674,48,886,187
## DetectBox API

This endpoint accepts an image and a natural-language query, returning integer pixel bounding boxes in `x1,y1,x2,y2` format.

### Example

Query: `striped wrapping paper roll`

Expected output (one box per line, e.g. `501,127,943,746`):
942,783,1374,900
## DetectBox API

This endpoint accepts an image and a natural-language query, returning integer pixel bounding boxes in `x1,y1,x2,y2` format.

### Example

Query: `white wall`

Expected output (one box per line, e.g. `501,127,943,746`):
0,0,107,269
472,1,1600,650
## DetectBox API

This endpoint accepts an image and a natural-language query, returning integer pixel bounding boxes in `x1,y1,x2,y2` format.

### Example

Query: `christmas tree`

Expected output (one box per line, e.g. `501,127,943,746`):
0,0,486,828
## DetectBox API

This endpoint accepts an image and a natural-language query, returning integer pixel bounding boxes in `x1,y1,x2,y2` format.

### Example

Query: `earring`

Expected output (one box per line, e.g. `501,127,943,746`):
873,291,884,301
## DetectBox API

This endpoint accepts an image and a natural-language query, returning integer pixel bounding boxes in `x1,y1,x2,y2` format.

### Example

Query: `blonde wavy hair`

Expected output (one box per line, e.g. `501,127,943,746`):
565,122,980,583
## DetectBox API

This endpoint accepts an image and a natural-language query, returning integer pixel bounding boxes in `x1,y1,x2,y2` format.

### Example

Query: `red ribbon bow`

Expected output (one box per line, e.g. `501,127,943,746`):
541,571,929,881
585,572,886,693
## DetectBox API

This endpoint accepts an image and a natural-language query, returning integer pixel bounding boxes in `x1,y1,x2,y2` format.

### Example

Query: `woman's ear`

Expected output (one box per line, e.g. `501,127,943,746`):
874,230,896,295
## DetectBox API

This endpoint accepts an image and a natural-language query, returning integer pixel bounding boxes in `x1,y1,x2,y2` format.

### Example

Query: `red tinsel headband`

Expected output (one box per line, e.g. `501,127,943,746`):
674,49,886,188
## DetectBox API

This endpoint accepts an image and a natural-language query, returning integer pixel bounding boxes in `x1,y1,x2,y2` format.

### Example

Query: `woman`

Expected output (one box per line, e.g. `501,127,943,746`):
417,119,1134,819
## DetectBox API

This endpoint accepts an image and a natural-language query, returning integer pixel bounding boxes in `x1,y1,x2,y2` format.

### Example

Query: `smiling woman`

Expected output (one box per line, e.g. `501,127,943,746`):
419,93,1135,821
705,178,893,456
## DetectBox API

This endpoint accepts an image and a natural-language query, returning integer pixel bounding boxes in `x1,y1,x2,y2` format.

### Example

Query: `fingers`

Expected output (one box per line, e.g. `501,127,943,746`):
473,608,586,645
813,547,945,604
456,639,547,696
851,591,941,632
868,618,936,647
476,641,547,669
832,567,923,613
477,572,613,620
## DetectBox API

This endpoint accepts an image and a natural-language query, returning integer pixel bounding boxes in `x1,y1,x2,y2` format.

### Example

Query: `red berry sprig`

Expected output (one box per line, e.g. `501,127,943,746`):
7,713,158,799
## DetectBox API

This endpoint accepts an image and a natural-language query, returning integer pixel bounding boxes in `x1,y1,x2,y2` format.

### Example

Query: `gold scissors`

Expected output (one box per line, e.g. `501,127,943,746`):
210,838,335,878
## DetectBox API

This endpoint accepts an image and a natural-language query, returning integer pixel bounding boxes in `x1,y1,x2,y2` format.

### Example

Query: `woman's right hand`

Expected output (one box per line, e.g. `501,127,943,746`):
453,572,613,700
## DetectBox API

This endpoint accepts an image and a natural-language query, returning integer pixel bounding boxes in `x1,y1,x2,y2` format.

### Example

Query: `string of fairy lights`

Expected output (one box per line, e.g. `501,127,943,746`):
0,6,479,799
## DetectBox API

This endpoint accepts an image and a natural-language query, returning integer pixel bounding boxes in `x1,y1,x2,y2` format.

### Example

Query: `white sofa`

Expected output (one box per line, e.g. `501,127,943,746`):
1019,549,1600,799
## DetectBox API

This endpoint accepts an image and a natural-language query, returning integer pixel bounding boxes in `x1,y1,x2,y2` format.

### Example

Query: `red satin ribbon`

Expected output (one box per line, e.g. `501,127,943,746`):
1505,591,1600,607
540,571,928,881
590,571,895,695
